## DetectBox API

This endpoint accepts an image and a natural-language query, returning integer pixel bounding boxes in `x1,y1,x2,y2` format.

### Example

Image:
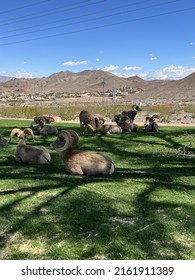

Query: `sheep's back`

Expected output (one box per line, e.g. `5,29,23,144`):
65,151,115,175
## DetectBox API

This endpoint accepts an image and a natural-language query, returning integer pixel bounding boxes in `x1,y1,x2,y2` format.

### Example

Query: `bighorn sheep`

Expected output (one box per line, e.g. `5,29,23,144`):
144,115,159,132
51,129,115,176
113,114,138,132
10,128,51,164
33,115,55,124
31,119,58,136
79,110,95,134
0,133,9,146
87,117,122,135
122,104,141,122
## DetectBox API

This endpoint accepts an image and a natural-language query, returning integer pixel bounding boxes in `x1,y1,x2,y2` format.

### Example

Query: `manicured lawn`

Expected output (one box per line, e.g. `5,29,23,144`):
0,119,194,259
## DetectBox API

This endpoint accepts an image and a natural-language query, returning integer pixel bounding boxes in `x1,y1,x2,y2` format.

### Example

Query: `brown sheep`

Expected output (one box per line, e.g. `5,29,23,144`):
51,129,115,176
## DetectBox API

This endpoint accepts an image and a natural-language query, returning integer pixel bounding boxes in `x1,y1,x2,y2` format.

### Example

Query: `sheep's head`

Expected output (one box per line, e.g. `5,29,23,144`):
145,114,159,125
94,117,105,127
51,129,79,152
10,128,35,142
112,114,122,123
31,117,46,129
35,119,45,128
34,116,46,123
132,104,142,111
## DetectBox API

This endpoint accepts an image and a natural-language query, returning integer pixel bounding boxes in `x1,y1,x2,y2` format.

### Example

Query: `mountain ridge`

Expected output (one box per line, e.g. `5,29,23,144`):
0,70,195,102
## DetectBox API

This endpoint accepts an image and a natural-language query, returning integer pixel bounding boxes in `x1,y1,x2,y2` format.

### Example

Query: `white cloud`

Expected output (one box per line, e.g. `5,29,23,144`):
188,42,194,46
123,66,142,71
138,64,195,80
0,70,43,79
23,61,27,65
13,71,36,79
117,72,139,78
151,56,158,61
96,58,100,62
102,65,119,72
149,53,158,61
60,60,88,66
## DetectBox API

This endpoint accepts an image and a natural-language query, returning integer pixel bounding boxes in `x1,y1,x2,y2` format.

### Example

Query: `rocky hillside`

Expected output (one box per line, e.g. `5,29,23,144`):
0,70,195,103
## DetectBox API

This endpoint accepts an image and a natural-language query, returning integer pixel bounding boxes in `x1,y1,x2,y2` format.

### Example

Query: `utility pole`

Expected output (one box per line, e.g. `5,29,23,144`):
112,88,116,105
102,77,106,106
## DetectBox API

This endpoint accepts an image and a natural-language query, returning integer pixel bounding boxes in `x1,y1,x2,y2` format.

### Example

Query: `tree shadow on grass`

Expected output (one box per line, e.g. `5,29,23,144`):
0,125,194,259
0,160,194,259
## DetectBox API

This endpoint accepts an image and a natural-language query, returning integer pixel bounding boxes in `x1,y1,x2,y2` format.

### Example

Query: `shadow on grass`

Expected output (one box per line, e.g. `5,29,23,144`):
0,124,194,259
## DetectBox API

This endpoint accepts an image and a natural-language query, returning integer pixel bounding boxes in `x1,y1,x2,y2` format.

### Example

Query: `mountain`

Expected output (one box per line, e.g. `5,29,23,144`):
0,70,195,102
0,75,13,83
140,72,195,101
0,70,146,94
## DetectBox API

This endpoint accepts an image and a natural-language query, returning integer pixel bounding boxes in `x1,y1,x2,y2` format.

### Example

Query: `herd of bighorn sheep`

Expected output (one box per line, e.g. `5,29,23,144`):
0,106,160,176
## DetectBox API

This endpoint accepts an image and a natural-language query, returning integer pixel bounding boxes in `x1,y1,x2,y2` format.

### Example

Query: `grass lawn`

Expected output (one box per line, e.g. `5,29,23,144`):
0,119,194,260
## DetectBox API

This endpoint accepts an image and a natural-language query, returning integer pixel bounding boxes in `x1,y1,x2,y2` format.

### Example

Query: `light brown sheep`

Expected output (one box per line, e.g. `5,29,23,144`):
51,129,115,176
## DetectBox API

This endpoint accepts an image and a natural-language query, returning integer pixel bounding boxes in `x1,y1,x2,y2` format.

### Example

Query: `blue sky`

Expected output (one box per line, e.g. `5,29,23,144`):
0,0,195,80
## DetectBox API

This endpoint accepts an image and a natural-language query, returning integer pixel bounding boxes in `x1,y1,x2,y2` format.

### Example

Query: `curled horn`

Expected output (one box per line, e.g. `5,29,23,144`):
57,130,79,152
34,116,45,123
98,117,105,125
95,117,99,127
57,131,72,152
95,117,105,127
66,130,79,146
9,128,23,141
37,118,45,125
151,114,159,120
132,104,141,111
87,124,96,133
144,116,150,125
23,128,35,142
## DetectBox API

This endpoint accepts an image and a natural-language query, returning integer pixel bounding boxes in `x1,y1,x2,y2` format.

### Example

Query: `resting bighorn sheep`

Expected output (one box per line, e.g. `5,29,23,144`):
122,104,141,122
51,129,115,176
79,110,96,134
144,115,159,132
10,128,51,164
113,114,138,132
87,117,122,135
0,133,9,146
32,119,58,136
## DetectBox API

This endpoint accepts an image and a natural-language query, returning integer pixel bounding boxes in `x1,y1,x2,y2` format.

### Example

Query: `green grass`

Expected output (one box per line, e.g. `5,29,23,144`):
0,119,195,260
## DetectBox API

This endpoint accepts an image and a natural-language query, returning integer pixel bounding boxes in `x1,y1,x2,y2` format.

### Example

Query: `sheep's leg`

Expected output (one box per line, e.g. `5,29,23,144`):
80,121,85,135
83,124,89,134
68,166,84,175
